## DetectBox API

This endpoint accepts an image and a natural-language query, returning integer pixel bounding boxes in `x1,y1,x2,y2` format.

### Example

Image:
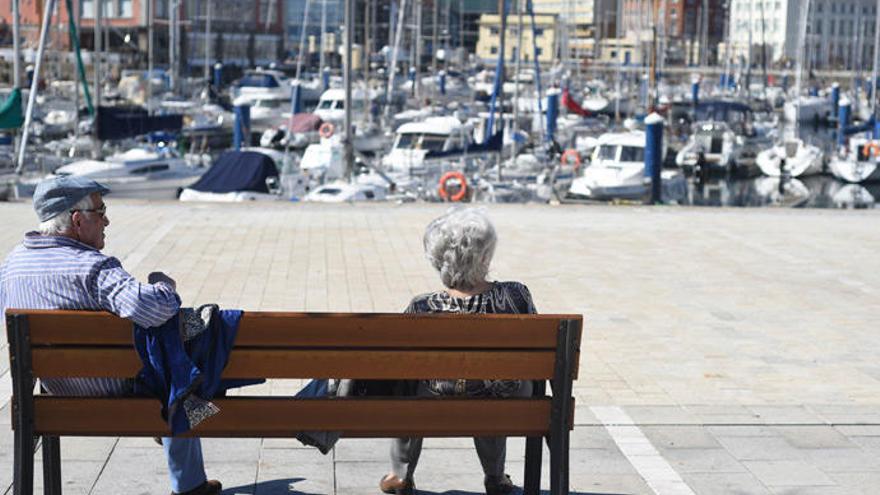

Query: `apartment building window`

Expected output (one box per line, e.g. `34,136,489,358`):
120,0,132,17
490,27,499,35
490,46,498,54
534,28,544,36
536,47,543,56
831,3,836,12
82,0,94,18
830,19,835,35
816,2,823,12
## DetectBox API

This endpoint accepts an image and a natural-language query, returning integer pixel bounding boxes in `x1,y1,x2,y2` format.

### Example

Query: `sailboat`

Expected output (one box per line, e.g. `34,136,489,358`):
828,6,880,183
756,0,823,177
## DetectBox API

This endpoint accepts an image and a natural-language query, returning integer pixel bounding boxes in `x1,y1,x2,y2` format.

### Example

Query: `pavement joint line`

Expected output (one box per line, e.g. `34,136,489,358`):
87,437,120,495
591,406,696,495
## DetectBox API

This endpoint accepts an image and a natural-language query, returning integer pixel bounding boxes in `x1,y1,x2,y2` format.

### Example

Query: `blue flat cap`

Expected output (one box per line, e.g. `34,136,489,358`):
33,176,110,222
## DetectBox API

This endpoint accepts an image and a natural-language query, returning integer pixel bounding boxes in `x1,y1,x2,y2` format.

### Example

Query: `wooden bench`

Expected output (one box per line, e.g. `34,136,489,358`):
6,310,582,495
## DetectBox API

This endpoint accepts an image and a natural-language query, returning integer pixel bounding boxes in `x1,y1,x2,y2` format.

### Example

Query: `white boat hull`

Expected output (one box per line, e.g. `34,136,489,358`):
828,158,880,183
756,141,824,177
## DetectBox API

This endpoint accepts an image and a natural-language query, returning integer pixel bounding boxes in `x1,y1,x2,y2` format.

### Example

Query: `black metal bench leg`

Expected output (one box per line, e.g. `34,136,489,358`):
42,435,62,495
523,380,546,495
13,422,35,495
10,314,36,495
549,322,576,495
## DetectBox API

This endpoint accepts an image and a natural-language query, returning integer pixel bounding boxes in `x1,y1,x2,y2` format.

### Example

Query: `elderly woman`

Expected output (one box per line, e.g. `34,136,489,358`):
379,208,536,495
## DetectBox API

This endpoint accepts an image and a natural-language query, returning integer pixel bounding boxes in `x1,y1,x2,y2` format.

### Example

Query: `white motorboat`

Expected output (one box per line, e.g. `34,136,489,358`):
567,130,686,201
237,95,290,132
45,147,204,199
313,88,373,123
828,137,880,183
755,139,824,177
233,69,293,101
675,121,739,174
381,116,477,177
303,180,387,202
783,95,831,123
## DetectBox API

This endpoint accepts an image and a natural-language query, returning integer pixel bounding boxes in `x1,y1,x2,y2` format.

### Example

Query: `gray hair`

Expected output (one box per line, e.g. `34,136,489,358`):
37,193,95,236
423,208,497,290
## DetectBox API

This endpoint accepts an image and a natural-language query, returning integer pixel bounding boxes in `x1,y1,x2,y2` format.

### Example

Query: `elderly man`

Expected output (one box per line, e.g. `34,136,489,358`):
0,177,221,495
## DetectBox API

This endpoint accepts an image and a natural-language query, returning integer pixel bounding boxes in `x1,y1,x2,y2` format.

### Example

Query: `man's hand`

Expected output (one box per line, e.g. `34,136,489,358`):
148,271,177,291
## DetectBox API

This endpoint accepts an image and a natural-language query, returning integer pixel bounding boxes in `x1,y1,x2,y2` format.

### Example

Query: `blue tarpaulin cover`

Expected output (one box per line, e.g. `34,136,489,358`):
187,151,278,193
96,106,183,140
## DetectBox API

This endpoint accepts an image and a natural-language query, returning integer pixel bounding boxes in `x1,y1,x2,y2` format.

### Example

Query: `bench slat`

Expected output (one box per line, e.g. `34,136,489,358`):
32,348,557,379
33,397,555,437
14,310,576,349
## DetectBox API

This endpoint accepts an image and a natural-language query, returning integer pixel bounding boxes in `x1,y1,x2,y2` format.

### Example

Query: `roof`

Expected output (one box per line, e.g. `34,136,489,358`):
397,116,463,135
596,131,646,147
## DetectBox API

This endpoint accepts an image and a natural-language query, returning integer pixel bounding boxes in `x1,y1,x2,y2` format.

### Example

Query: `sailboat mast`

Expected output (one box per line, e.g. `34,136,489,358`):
432,0,439,75
295,0,311,80
319,0,327,71
16,0,57,174
204,0,212,83
871,0,880,118
512,0,523,140
344,0,354,178
147,0,153,113
12,0,20,87
794,0,811,126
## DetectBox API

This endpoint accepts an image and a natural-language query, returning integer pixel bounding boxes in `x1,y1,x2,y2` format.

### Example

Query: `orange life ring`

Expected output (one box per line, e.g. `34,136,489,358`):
862,142,880,157
438,171,468,202
319,122,335,139
560,149,582,171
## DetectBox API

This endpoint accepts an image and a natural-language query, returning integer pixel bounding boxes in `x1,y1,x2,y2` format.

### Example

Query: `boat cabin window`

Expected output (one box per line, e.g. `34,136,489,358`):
239,74,280,88
318,188,342,195
256,99,286,108
395,133,449,151
421,134,448,151
131,164,170,174
318,100,336,109
597,144,617,160
619,146,644,162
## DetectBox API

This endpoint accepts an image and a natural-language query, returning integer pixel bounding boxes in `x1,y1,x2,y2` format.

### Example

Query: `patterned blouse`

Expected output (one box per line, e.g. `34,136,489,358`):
405,281,537,397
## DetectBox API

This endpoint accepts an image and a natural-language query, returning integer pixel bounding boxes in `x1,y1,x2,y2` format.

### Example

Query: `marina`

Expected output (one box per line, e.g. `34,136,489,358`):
1,201,879,494
2,0,880,493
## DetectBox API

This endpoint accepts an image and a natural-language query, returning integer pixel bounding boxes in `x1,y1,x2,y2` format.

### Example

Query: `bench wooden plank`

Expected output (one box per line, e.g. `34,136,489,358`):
33,397,555,437
31,348,557,379
14,310,575,349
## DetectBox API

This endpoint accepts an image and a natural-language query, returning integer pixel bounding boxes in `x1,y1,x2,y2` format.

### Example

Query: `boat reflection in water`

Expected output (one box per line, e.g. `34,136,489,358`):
687,175,878,209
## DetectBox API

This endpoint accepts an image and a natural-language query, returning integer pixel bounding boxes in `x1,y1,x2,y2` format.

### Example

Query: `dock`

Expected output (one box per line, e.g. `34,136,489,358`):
1,201,879,494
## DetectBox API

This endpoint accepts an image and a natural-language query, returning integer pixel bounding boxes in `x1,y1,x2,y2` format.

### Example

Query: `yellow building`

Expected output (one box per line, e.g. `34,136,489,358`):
475,14,559,65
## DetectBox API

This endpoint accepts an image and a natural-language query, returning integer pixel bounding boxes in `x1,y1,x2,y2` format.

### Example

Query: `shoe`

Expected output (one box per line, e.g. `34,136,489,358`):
484,474,514,495
172,479,222,495
380,474,415,495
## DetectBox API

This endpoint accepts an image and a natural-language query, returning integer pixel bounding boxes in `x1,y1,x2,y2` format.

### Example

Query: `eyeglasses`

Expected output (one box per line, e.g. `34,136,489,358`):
70,205,107,217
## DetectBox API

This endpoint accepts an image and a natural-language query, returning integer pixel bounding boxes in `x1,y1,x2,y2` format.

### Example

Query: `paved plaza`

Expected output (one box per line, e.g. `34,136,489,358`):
1,200,879,494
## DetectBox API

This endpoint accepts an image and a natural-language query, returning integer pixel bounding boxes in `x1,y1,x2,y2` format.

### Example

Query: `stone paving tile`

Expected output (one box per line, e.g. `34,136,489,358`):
679,472,772,495
716,436,804,461
771,427,856,449
743,460,836,487
825,471,880,494
799,448,880,473
655,448,748,474
767,487,851,495
640,426,723,450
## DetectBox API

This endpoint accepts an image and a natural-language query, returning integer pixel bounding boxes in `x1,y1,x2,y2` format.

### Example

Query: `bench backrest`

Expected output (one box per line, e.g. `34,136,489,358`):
7,310,582,438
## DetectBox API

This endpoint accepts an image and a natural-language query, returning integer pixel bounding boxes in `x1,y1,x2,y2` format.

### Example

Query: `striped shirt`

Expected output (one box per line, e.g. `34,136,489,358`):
0,232,181,396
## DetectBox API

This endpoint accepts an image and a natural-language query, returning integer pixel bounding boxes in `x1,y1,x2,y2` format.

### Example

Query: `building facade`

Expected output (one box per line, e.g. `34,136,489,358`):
0,0,285,75
475,12,557,65
619,0,726,65
728,0,877,69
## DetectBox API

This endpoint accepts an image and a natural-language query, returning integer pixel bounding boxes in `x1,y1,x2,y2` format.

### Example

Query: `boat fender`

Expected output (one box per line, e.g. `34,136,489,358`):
438,171,468,202
561,149,582,171
319,122,335,139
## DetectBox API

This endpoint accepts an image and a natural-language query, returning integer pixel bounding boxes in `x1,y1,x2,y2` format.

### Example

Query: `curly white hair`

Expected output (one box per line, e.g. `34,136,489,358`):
423,207,497,290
